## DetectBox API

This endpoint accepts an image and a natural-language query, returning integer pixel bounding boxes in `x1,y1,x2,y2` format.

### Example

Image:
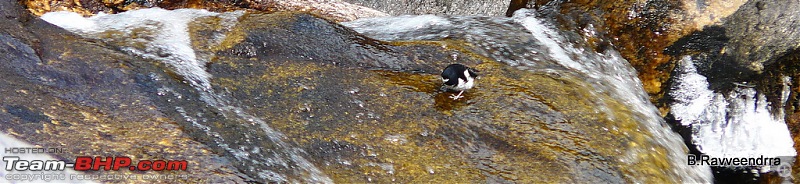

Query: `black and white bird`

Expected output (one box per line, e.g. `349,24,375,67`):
441,64,478,100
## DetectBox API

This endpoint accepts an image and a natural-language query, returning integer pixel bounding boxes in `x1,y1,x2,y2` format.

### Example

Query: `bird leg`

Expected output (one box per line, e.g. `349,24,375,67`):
449,91,465,100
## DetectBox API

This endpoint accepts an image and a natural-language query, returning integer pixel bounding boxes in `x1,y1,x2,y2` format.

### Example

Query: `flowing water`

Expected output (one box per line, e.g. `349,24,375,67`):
670,56,796,172
344,9,713,182
42,9,333,183
32,7,799,182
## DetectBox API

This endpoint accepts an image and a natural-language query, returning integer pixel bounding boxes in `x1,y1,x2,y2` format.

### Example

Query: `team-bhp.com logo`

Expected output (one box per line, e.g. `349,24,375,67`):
3,156,188,171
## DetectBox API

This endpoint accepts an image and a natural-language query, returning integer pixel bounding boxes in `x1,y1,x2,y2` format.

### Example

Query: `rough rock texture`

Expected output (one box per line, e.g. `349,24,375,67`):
506,0,748,111
680,0,747,30
199,12,680,183
667,0,800,85
508,0,690,104
664,0,800,129
341,0,510,16
0,1,247,183
719,0,800,73
4,1,703,183
19,1,755,111
662,0,800,182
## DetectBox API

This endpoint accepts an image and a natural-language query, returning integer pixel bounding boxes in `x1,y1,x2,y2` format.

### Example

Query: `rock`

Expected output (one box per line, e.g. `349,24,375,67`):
719,0,800,73
341,0,510,16
664,0,800,125
679,0,748,30
668,0,800,83
507,0,687,102
13,4,713,182
506,0,749,109
0,2,247,183
197,12,687,182
663,0,800,182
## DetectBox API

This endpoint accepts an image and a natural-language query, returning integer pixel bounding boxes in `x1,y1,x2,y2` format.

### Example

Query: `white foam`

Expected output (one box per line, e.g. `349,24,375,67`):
670,56,716,126
40,11,99,32
342,14,454,41
670,56,797,158
343,14,451,30
512,10,587,73
42,8,218,90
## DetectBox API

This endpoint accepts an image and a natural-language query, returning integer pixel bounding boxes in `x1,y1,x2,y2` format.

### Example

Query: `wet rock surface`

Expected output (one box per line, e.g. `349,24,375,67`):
507,1,800,181
22,0,508,19
506,0,749,110
507,0,694,104
17,0,800,183
4,1,711,182
199,12,688,183
0,1,247,183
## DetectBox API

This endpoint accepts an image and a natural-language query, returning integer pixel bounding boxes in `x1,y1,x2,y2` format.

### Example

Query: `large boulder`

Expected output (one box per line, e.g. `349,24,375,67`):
5,3,711,183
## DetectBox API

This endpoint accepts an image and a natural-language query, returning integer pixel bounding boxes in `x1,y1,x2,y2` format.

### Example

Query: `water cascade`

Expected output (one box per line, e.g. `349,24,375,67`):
344,8,713,182
34,7,798,182
669,55,796,174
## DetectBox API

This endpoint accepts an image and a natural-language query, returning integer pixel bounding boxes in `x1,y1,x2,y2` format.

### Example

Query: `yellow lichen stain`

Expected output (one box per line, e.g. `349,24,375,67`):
262,62,324,82
213,78,239,91
158,139,174,147
16,89,29,95
390,39,498,64
79,111,100,122
239,68,478,182
204,12,301,53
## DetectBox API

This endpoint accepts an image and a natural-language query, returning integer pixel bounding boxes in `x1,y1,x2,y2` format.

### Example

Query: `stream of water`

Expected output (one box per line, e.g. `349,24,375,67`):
31,7,797,182
42,9,333,183
344,9,713,182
